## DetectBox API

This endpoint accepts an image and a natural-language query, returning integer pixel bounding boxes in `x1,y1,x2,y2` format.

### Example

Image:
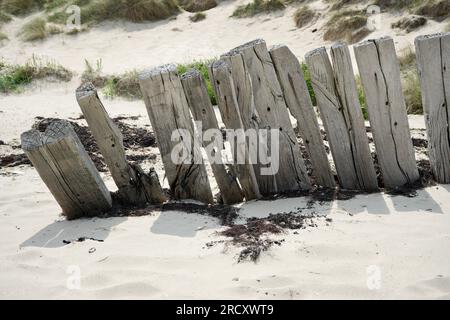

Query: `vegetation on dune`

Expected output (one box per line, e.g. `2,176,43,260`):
391,16,427,33
180,0,216,13
0,56,72,93
327,0,361,11
231,0,286,18
46,0,180,25
374,0,449,21
18,17,48,41
323,9,370,44
177,59,216,105
189,12,206,22
0,11,13,23
0,31,8,40
0,0,46,16
293,5,316,28
398,47,422,114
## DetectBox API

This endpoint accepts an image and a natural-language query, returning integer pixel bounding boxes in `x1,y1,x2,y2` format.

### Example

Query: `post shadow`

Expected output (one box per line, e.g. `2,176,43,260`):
21,216,127,248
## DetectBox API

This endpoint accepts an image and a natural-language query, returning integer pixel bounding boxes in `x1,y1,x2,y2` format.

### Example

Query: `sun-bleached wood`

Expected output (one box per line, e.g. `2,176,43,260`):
330,42,379,191
415,33,450,183
354,37,419,188
221,39,311,195
208,59,261,200
76,82,165,205
305,46,377,191
270,45,335,188
180,69,244,204
21,120,112,220
138,64,214,204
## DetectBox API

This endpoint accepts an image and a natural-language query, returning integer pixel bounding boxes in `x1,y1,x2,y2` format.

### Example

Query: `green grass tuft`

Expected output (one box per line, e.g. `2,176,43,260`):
323,9,370,44
0,31,8,41
189,12,206,22
293,5,316,28
177,59,216,105
0,56,73,93
231,0,286,18
180,0,217,13
18,17,48,41
0,0,46,16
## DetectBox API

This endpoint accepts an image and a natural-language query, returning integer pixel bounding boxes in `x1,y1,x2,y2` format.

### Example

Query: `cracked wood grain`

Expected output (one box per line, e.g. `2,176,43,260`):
221,39,311,195
139,64,213,203
354,37,419,188
76,82,165,205
270,45,335,188
415,32,450,183
180,69,244,204
21,120,112,220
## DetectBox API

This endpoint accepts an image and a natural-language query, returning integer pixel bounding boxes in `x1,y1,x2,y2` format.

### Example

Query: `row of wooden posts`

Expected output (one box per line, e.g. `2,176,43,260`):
21,33,450,219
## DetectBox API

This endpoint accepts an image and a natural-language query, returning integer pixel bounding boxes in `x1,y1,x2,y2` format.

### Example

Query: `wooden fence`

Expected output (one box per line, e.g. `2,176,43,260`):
21,33,450,219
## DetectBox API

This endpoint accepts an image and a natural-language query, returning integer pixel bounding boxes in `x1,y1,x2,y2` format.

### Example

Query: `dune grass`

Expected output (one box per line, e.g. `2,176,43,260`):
18,17,48,41
180,0,217,13
0,56,72,93
231,0,286,18
0,31,8,40
323,9,370,44
48,0,180,25
398,47,422,114
189,12,206,22
0,11,13,23
0,0,46,16
293,5,316,28
374,0,449,21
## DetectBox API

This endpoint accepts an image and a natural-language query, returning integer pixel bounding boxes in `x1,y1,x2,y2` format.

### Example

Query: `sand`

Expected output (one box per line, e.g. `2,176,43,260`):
1,0,450,300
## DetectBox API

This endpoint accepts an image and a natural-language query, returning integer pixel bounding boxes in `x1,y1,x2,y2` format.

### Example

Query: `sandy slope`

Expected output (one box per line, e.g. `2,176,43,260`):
0,1,446,74
1,0,450,300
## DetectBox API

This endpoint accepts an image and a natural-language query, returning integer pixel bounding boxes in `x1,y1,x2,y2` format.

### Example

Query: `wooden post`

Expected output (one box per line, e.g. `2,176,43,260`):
305,46,377,191
76,82,165,205
208,59,261,200
415,33,450,183
330,42,379,191
270,45,335,189
222,39,311,195
354,37,419,188
21,120,112,220
138,64,214,204
180,69,244,204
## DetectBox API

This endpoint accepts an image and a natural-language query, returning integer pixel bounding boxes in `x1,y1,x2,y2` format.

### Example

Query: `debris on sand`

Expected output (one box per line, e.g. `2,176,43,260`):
0,117,157,171
220,211,320,263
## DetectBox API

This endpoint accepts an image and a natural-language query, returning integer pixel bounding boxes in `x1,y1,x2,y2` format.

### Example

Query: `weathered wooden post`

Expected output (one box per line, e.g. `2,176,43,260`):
21,120,112,220
415,33,450,183
330,42,379,191
221,39,311,195
354,37,419,189
305,46,378,191
180,69,244,204
76,82,166,205
270,45,335,188
208,59,261,200
138,64,214,204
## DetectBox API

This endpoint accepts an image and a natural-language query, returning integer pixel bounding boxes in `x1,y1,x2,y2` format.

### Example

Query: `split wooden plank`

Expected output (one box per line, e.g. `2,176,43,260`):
180,69,244,204
330,42,379,191
138,64,214,204
415,33,450,183
270,45,335,188
305,46,377,191
221,39,311,195
76,82,165,205
21,119,112,220
354,37,419,188
208,59,261,200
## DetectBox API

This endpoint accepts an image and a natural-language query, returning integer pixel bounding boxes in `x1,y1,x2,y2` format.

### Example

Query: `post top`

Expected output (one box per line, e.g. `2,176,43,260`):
138,64,177,80
76,82,97,100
